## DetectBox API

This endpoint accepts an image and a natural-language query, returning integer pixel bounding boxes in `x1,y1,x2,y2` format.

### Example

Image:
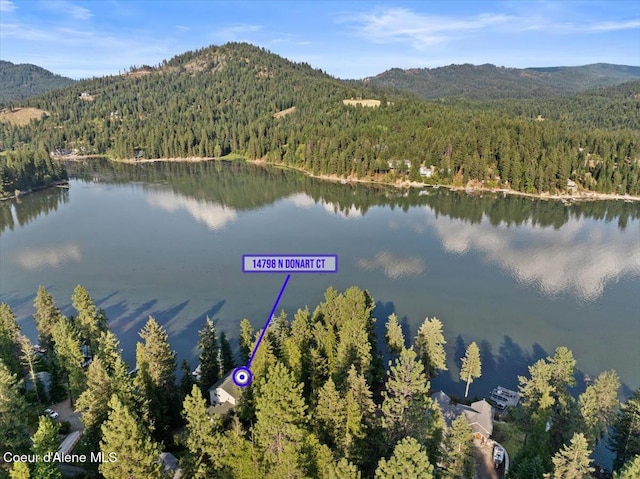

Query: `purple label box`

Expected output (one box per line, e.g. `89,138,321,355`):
243,254,338,273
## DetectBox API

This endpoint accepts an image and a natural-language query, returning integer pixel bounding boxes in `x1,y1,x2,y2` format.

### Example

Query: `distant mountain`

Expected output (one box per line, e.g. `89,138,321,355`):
0,60,76,103
365,63,640,100
4,43,639,196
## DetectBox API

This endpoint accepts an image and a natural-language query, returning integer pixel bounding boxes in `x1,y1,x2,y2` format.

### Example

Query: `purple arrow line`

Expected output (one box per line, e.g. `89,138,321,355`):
246,274,291,368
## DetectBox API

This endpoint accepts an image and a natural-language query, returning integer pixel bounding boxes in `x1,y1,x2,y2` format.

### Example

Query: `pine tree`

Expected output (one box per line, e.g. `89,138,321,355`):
441,415,475,479
253,362,308,469
75,357,113,437
9,461,31,479
381,347,432,446
71,285,106,351
545,432,594,479
182,384,223,478
613,455,640,479
344,365,378,468
578,370,620,446
0,303,21,376
198,316,219,393
415,317,447,378
384,313,404,355
32,286,61,348
0,360,30,453
31,416,62,479
460,341,481,398
134,316,177,442
18,334,44,404
219,331,235,374
374,437,434,479
610,389,640,471
316,377,345,449
99,395,162,479
327,458,361,479
51,316,85,405
239,318,253,364
179,358,196,399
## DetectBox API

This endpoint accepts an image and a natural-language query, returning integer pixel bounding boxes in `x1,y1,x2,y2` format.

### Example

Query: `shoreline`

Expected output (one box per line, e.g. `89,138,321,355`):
52,154,640,203
0,180,69,201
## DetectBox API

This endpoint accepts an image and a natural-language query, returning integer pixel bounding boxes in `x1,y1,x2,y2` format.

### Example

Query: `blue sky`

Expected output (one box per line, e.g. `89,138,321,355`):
1,0,639,79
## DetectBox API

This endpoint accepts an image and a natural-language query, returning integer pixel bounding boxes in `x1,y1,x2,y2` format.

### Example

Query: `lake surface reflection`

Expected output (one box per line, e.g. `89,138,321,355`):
1,159,639,396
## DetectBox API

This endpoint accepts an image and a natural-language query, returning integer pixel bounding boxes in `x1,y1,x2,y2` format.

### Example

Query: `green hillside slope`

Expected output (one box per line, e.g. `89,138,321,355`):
1,43,639,196
0,60,76,103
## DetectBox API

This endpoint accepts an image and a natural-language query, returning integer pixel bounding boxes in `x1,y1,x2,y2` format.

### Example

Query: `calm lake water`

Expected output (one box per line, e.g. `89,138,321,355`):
1,160,639,399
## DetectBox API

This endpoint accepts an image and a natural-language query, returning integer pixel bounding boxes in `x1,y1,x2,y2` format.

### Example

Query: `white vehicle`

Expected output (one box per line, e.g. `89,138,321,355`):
493,444,505,468
44,408,59,419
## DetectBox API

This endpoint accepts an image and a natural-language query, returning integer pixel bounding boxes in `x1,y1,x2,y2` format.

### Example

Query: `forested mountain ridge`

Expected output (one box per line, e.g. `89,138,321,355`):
365,63,640,100
0,60,76,103
1,42,639,196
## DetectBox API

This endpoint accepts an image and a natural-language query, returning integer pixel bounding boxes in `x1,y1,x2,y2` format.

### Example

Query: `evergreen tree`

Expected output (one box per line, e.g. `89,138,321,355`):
441,415,475,479
75,357,113,438
179,358,196,399
613,455,640,479
460,341,481,398
344,365,379,469
415,317,447,379
239,318,253,364
610,389,640,471
181,384,223,478
51,316,85,405
253,362,308,470
71,285,106,351
0,303,21,377
374,437,434,479
578,370,620,446
32,286,61,349
18,334,44,404
316,377,344,450
9,461,31,479
31,416,62,479
0,360,30,453
384,313,404,355
381,347,432,446
545,432,594,479
134,316,177,442
326,458,361,479
219,331,235,374
100,395,162,479
197,316,219,393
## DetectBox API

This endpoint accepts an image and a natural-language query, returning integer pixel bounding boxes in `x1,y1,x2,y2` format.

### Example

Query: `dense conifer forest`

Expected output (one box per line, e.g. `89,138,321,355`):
0,61,76,103
1,286,638,478
1,43,639,197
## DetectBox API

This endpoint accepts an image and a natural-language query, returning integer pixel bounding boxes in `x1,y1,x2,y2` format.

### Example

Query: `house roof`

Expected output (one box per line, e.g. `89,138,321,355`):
208,371,238,399
207,402,235,415
431,392,494,438
432,390,460,428
462,400,494,437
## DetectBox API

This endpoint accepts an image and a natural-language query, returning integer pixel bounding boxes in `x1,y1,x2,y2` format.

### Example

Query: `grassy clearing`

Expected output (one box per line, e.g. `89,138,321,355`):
0,107,48,126
492,421,526,458
219,152,246,160
342,99,381,107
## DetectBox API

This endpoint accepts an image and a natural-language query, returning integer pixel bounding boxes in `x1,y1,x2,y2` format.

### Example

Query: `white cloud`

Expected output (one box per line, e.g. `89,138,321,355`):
212,23,262,42
287,192,316,208
344,6,640,50
345,8,512,48
147,190,237,231
40,0,93,20
0,0,16,12
15,244,81,270
427,209,640,301
358,252,426,279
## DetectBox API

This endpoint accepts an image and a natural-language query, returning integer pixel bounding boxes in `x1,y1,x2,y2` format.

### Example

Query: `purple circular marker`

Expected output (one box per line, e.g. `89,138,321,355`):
232,366,253,388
